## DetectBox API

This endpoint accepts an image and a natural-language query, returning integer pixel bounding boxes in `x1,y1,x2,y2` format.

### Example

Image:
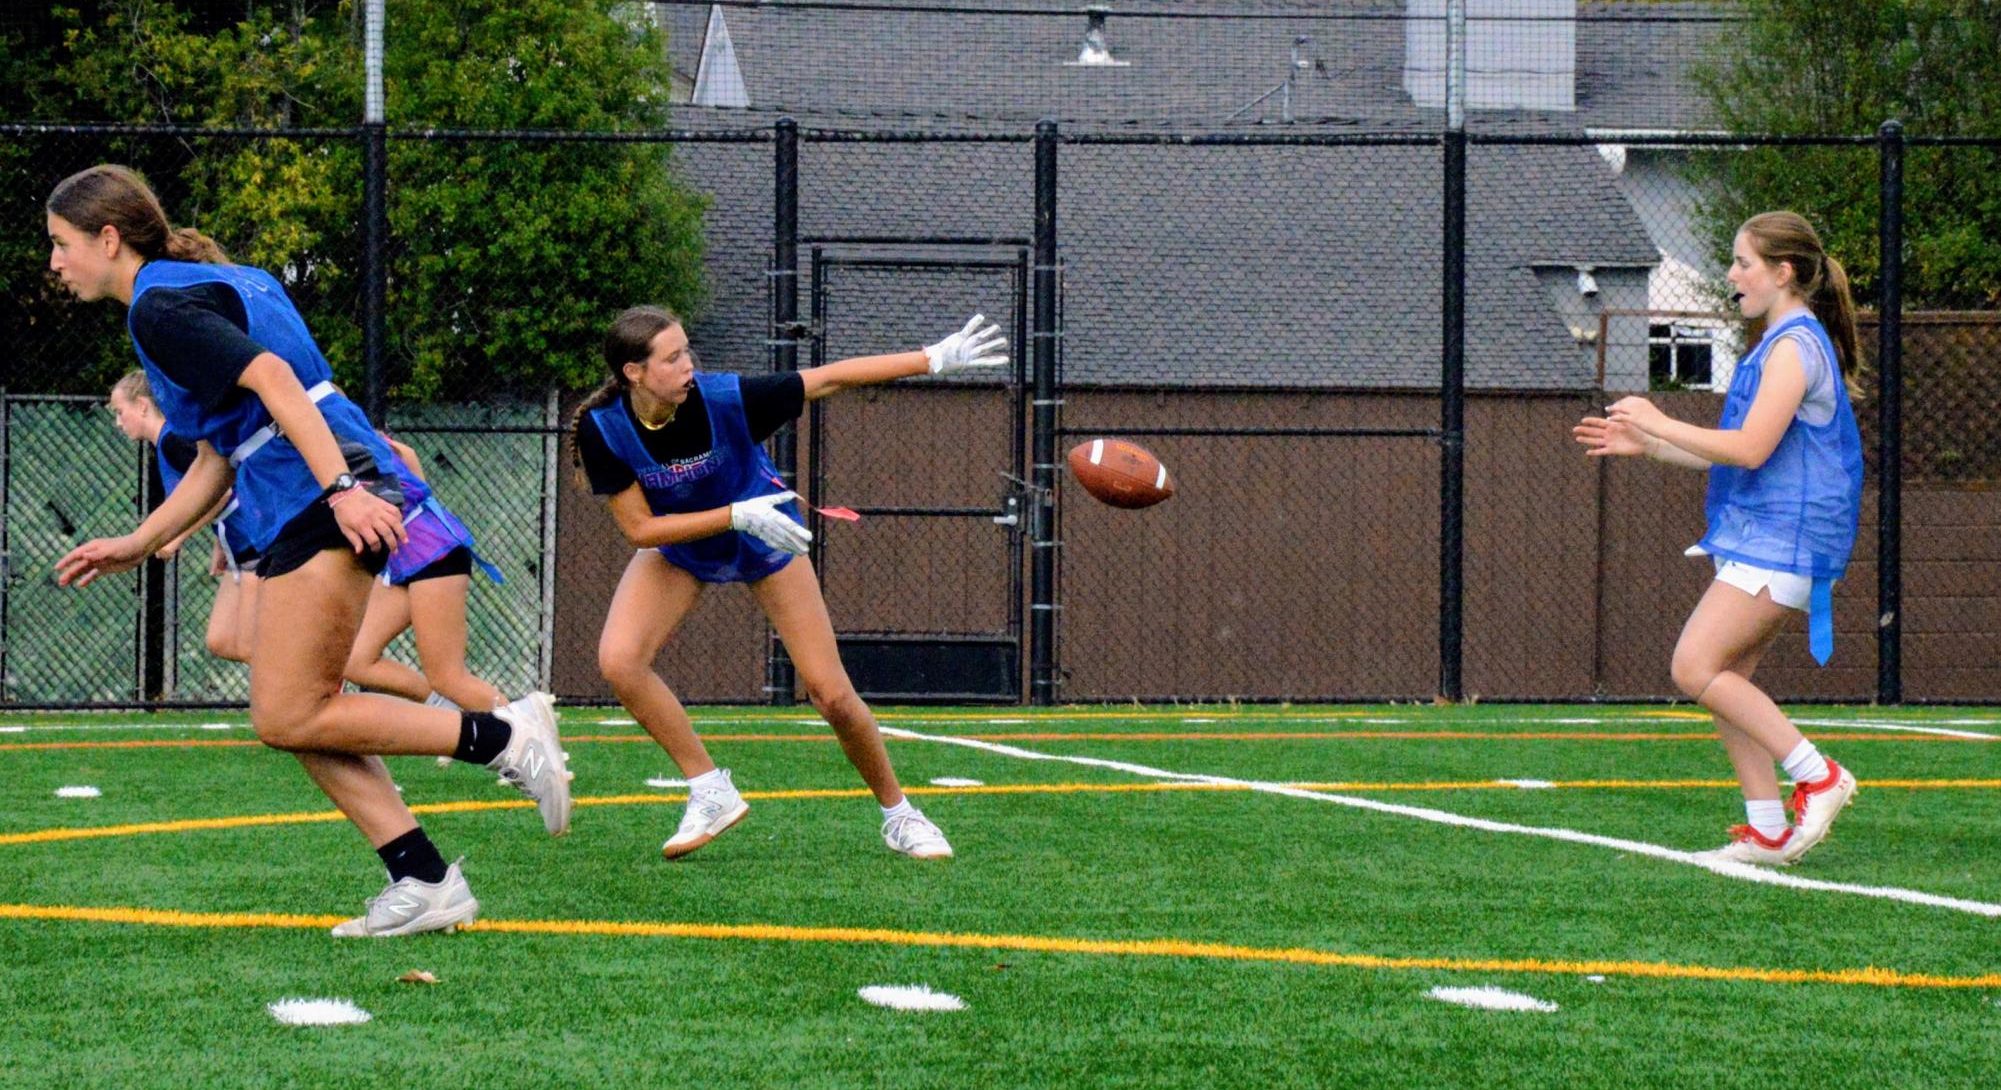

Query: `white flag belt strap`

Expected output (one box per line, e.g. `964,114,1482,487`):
228,381,338,467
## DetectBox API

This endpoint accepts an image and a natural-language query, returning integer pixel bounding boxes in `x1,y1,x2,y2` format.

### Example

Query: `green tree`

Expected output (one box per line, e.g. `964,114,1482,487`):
4,0,706,399
1693,0,2001,308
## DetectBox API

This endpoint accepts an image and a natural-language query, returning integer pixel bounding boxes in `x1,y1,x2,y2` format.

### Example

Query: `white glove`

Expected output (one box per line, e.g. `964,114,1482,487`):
730,491,811,555
923,314,1009,374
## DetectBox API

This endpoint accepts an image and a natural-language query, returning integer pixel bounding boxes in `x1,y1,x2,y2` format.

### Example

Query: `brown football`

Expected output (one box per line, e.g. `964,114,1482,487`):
1066,438,1175,509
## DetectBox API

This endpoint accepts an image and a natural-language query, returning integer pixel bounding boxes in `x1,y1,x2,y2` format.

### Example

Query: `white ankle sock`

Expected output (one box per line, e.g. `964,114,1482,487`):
881,797,916,821
1780,741,1830,786
1744,799,1788,839
689,768,730,792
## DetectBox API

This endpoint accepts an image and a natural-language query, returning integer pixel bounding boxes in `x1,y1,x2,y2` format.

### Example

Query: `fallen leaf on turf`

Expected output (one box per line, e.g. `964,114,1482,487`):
397,970,439,985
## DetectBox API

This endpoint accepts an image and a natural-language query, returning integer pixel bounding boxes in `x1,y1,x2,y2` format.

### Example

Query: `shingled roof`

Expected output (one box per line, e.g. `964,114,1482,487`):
656,1,1714,388
655,1,1730,132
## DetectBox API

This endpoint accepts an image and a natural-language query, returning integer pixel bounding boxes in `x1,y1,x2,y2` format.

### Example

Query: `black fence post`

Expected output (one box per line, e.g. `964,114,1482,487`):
1029,120,1060,706
1439,128,1466,703
140,450,166,703
362,122,388,420
1876,118,1905,705
767,117,800,706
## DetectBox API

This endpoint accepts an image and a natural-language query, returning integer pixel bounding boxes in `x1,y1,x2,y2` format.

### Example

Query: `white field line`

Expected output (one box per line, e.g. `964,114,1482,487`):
880,727,2001,919
1795,719,2001,741
4,711,1994,735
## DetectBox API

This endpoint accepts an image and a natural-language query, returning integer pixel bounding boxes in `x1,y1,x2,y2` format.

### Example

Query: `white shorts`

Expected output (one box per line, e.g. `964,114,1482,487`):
1686,544,1813,610
1713,559,1813,611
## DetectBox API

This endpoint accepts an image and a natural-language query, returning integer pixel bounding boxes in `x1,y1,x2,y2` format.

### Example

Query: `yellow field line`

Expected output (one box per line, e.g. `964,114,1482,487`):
0,738,263,752
8,778,2001,848
4,728,1985,755
0,900,1991,990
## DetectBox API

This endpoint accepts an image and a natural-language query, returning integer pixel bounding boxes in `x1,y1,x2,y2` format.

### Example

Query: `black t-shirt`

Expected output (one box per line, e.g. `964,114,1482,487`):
157,431,200,476
127,281,266,411
575,372,806,496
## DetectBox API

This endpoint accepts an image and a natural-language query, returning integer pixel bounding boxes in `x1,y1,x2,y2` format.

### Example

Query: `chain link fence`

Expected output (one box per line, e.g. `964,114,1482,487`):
1,396,144,702
2,2,1998,706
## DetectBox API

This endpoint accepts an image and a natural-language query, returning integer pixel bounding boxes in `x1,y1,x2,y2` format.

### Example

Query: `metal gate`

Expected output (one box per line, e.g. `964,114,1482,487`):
800,240,1030,701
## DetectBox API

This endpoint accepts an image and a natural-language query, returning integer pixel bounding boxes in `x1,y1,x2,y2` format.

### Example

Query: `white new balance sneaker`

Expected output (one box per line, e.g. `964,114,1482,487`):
882,809,953,860
490,692,573,836
331,859,479,938
1783,760,1857,863
662,769,750,860
1692,824,1794,867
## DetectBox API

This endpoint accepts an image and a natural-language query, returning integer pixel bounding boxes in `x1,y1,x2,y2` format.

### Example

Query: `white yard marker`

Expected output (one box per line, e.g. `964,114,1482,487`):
196,722,235,731
267,998,371,1026
880,726,2001,919
598,717,636,726
55,786,102,799
929,777,985,788
645,777,688,789
1428,986,1557,1013
1496,779,1557,789
857,984,965,1012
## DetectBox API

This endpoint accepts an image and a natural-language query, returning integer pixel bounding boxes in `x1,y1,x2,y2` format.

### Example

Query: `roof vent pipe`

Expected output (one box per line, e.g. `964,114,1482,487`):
1068,6,1129,67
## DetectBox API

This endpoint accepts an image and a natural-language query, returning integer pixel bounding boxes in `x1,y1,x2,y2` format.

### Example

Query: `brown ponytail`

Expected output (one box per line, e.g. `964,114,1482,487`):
164,225,228,263
46,164,228,264
1813,254,1864,403
567,304,683,477
1738,211,1865,403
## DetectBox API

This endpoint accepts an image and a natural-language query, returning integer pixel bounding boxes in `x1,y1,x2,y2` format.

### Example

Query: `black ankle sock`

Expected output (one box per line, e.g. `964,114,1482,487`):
454,711,512,766
377,827,448,885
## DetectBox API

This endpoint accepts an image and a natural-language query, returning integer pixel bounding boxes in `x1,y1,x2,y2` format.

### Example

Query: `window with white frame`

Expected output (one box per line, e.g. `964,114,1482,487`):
1648,322,1716,390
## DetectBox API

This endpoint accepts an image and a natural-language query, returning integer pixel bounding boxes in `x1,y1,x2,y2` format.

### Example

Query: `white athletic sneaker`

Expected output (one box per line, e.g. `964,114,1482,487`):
490,692,573,836
331,859,479,938
1783,760,1857,863
1692,824,1794,867
882,809,953,860
662,769,750,860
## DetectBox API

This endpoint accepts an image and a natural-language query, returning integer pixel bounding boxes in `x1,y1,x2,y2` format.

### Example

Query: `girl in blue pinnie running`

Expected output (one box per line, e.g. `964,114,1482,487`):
1575,211,1862,866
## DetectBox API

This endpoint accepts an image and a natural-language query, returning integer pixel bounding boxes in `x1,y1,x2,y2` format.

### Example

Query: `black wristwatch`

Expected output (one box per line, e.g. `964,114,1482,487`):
322,472,359,500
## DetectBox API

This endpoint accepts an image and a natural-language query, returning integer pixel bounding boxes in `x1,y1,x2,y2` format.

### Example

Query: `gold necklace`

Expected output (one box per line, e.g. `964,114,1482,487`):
633,394,677,431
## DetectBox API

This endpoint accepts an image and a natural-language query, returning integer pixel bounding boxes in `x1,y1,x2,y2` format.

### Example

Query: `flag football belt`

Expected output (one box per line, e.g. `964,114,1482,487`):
228,380,338,467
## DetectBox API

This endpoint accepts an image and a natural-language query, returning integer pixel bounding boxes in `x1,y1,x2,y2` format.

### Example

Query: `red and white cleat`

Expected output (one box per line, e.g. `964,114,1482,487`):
1693,824,1794,867
1782,760,1857,863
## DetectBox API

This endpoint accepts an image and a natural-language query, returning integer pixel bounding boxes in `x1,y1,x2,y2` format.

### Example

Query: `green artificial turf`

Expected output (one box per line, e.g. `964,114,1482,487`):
0,703,1995,1089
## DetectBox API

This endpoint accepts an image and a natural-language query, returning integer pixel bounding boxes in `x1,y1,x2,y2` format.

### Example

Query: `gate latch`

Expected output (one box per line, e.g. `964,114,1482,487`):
993,492,1021,528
